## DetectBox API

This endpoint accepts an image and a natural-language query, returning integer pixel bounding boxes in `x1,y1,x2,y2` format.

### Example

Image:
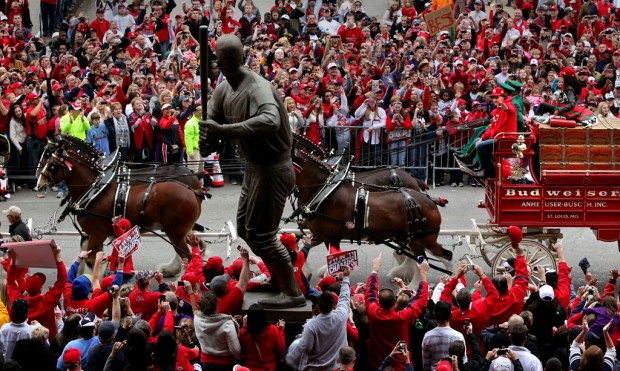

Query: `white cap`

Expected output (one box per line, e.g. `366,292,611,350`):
2,206,21,217
454,59,463,66
493,356,513,371
530,58,538,66
327,62,338,69
161,103,173,110
615,80,620,88
281,14,290,20
606,92,615,99
539,284,555,301
289,67,299,73
588,76,596,83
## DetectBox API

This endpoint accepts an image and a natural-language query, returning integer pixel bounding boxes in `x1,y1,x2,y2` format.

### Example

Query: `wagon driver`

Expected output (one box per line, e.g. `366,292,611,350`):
199,34,305,308
465,86,517,179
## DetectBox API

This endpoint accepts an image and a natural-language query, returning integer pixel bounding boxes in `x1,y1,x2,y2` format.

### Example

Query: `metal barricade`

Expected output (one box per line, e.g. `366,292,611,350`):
295,123,481,187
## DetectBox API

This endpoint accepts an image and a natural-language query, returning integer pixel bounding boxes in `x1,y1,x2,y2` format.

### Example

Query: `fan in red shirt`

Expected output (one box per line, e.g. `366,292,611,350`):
210,247,251,315
337,14,364,48
487,226,530,326
6,243,67,340
238,304,286,371
128,270,170,321
106,215,135,277
440,262,499,355
365,254,430,371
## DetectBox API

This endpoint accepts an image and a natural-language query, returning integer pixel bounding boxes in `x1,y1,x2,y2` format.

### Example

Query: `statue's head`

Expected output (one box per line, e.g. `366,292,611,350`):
215,35,244,73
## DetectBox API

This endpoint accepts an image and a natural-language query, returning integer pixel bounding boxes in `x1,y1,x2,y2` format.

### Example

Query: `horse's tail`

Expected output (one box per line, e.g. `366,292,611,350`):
431,197,448,207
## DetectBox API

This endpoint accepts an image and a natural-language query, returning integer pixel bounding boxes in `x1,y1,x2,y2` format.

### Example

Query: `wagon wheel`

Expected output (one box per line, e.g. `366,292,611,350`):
480,235,510,266
491,239,558,288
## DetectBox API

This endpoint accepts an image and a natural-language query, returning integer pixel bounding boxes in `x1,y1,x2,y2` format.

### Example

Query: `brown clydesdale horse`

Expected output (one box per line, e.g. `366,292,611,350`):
291,134,448,281
36,135,203,276
293,148,453,286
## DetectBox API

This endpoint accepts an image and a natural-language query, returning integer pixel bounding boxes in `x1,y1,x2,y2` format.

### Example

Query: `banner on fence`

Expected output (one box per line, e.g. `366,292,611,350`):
326,250,359,275
424,6,455,35
112,226,142,257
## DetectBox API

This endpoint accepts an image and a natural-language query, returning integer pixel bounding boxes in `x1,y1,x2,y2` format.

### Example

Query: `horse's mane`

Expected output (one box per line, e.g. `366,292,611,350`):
295,148,330,172
292,133,327,157
60,135,102,158
59,135,103,164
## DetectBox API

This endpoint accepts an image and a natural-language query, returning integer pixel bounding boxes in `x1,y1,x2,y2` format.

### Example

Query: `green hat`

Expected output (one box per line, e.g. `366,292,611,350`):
499,83,516,93
506,80,524,89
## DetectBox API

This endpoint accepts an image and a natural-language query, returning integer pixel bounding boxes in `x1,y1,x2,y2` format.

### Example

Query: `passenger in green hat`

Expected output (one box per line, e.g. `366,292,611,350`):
505,80,526,132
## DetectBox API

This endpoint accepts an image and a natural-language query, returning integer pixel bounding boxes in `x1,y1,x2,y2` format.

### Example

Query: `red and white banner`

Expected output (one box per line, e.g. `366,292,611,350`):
112,226,142,257
326,249,358,275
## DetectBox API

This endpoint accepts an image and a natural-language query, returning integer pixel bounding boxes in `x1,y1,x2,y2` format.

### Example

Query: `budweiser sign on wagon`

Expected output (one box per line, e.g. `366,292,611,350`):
327,250,359,275
497,185,620,227
112,226,142,257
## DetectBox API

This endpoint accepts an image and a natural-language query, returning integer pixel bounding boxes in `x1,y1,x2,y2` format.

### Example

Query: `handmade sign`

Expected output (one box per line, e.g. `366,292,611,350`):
4,240,57,268
424,6,455,35
326,249,358,275
112,226,142,257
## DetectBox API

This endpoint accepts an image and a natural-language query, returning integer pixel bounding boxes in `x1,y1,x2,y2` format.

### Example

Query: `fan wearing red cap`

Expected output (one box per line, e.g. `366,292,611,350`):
279,233,311,295
485,226,530,325
470,86,516,178
6,242,67,340
63,348,81,370
106,216,135,276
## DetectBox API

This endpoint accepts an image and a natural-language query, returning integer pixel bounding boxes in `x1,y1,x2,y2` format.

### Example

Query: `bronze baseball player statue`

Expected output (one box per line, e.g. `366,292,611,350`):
199,34,305,308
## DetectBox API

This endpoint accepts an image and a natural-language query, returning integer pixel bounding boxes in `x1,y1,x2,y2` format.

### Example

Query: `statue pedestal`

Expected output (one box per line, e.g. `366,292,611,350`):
242,292,313,322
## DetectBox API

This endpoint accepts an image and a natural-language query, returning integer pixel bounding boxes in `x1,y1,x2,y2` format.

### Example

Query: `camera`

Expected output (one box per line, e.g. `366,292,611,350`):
79,17,86,22
463,318,471,329
497,348,508,356
416,255,426,264
398,341,407,353
587,287,595,295
174,323,189,329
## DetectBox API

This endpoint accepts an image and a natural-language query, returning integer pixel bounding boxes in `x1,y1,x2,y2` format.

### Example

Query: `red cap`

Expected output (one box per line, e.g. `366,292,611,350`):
231,258,243,277
457,98,466,106
318,275,336,291
9,82,22,89
436,360,453,371
549,5,558,10
25,273,46,296
26,92,39,100
205,256,224,272
111,68,121,75
52,83,63,91
181,272,198,286
117,218,131,232
128,32,137,39
63,348,81,365
490,87,505,97
100,275,114,290
280,233,297,251
522,2,533,9
299,83,314,91
560,67,575,77
508,226,523,249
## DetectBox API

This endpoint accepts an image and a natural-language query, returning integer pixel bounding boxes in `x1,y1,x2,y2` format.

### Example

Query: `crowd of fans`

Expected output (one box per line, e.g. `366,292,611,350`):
2,0,620,191
0,211,618,371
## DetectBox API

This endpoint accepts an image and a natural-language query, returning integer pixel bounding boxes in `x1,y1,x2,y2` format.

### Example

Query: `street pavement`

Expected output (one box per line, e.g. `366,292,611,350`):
6,180,616,290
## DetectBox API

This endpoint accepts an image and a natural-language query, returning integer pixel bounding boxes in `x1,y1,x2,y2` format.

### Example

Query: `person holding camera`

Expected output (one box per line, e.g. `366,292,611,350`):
378,342,414,371
439,262,499,358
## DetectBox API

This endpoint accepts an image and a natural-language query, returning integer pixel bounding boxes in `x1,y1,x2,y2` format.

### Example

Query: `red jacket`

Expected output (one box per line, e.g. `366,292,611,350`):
365,273,429,371
129,287,162,321
555,262,572,311
337,25,364,47
481,98,517,140
153,344,200,371
488,256,529,326
129,112,155,150
7,261,67,339
238,324,286,371
89,19,110,42
440,276,499,355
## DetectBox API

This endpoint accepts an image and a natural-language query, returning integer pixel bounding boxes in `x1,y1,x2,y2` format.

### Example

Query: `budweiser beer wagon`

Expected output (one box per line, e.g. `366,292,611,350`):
459,117,620,281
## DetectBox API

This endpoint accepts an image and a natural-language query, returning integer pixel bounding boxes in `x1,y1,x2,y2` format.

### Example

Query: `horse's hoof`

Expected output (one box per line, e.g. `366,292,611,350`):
388,264,415,283
158,264,181,277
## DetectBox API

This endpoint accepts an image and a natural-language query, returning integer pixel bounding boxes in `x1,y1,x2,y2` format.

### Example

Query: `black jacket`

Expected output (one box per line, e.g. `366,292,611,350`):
9,218,31,241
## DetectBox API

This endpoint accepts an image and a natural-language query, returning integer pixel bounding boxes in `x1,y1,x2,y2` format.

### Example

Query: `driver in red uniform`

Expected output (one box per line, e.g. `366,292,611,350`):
468,87,517,178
